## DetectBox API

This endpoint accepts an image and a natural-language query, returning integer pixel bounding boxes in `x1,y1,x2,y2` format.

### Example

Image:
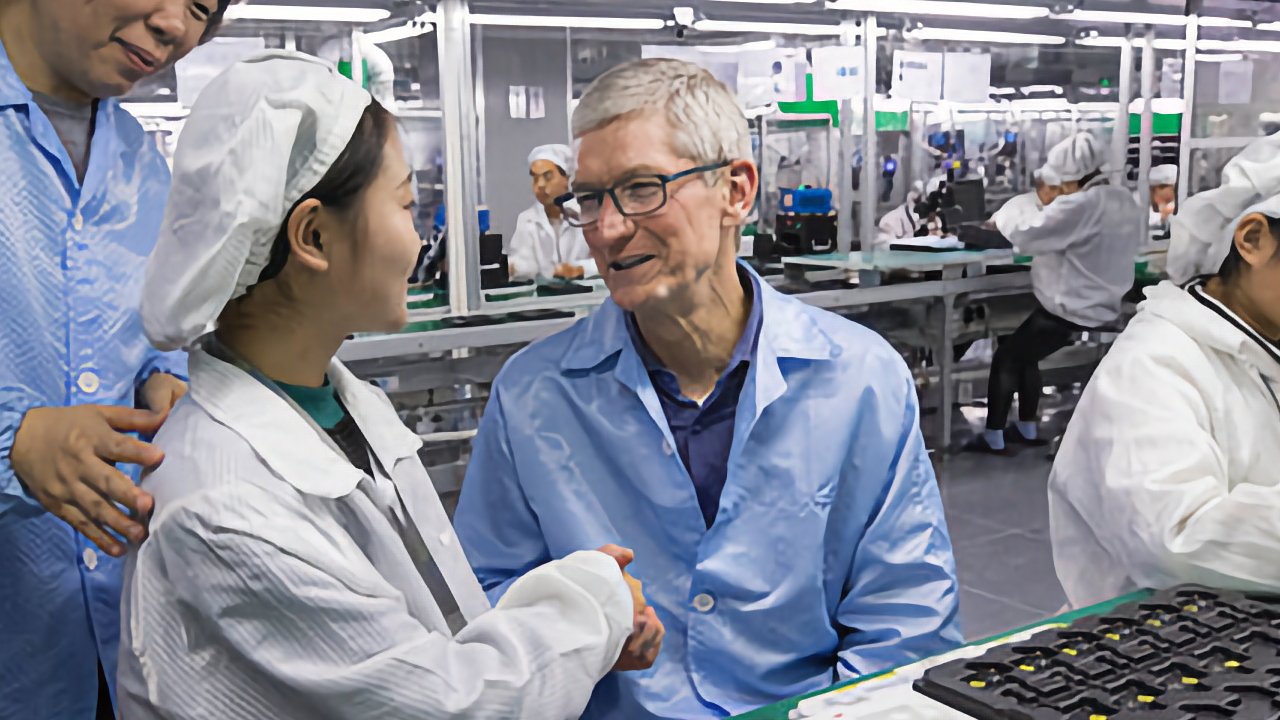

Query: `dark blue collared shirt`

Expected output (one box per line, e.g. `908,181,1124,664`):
625,266,764,528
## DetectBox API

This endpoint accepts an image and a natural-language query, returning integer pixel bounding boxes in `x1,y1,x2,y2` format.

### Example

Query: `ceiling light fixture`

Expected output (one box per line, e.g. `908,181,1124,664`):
1196,53,1245,62
1199,38,1280,53
1052,10,1187,26
827,0,1048,19
223,5,391,23
693,19,859,36
906,27,1066,45
696,39,780,52
469,14,667,30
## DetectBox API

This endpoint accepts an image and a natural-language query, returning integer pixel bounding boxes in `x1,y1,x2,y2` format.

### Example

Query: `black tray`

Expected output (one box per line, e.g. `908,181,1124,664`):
914,585,1280,719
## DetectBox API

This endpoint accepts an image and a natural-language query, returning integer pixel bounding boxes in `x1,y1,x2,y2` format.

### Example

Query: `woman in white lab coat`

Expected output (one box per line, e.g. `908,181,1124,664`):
508,144,598,281
1050,133,1280,609
118,52,661,719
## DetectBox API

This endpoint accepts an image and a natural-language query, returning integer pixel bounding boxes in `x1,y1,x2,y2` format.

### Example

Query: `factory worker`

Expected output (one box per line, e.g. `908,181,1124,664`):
1147,163,1179,234
508,143,597,281
0,1,235,717
118,52,654,719
1050,134,1280,609
876,176,945,248
970,132,1141,454
990,165,1062,239
455,57,962,720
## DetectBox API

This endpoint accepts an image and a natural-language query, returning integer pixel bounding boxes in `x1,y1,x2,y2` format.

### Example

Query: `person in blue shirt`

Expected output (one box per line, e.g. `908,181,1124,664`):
0,1,233,718
454,57,963,719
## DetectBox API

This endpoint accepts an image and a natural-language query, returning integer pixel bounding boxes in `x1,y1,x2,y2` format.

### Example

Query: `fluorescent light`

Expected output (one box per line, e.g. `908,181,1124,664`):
1199,16,1253,29
673,6,696,26
470,14,666,30
223,5,390,23
906,27,1066,44
990,86,1017,95
1077,36,1186,50
696,39,779,52
706,0,820,3
1199,38,1280,53
693,19,853,36
1196,52,1245,63
365,13,436,44
1258,22,1280,32
827,0,1048,19
1020,84,1064,94
1053,10,1187,26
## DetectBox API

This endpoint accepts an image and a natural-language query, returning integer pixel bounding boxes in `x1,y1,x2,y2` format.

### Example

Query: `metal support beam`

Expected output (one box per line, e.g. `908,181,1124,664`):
1178,17,1199,205
437,0,482,315
1111,40,1134,183
1137,29,1156,242
859,14,879,257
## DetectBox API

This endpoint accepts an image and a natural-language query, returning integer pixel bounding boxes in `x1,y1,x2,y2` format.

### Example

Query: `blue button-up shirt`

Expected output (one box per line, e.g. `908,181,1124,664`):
456,263,962,719
0,41,186,719
625,268,762,528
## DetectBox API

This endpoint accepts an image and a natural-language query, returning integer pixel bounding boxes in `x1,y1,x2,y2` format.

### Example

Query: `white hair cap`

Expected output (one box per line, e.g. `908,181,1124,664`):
142,51,373,351
1149,164,1179,186
1046,132,1106,183
1033,165,1062,187
528,144,574,175
1169,133,1280,284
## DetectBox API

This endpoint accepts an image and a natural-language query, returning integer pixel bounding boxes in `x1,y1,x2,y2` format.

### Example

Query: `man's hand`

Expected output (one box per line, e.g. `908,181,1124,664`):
596,544,665,671
141,373,188,420
1160,203,1177,221
553,263,585,280
10,406,166,556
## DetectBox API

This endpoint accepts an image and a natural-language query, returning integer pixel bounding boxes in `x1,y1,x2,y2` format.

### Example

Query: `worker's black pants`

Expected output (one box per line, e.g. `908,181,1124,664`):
96,661,113,720
985,304,1084,431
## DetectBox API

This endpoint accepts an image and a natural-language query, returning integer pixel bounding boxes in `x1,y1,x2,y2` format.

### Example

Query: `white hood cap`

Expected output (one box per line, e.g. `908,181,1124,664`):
142,51,373,351
527,143,574,175
1046,132,1105,183
1034,165,1062,187
1168,132,1280,284
1150,164,1178,186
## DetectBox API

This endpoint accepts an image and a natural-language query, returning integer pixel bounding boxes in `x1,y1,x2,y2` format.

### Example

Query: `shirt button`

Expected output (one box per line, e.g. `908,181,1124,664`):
77,371,100,394
692,592,716,613
72,212,84,231
82,548,99,571
438,530,453,547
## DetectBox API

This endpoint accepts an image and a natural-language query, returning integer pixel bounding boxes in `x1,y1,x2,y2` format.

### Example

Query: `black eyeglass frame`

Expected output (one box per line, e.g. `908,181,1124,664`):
554,161,733,228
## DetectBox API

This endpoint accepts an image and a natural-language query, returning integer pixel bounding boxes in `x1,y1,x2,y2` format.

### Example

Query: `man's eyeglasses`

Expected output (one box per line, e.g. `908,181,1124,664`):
555,161,731,228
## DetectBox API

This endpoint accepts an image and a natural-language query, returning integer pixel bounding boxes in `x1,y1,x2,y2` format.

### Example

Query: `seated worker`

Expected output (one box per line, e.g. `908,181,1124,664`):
969,133,1141,455
117,52,660,719
876,176,944,248
508,143,598,281
454,57,962,719
1146,163,1178,236
1050,134,1280,609
990,166,1062,240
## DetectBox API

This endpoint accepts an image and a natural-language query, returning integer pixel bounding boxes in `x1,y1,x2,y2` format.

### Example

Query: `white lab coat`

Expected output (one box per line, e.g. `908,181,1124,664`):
508,202,597,281
1006,180,1141,328
990,191,1042,239
117,348,633,719
875,201,940,251
1050,281,1280,609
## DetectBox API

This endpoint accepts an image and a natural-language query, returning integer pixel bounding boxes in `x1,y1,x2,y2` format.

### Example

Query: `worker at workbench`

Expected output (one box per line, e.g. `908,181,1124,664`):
989,166,1062,240
970,132,1141,454
1146,163,1179,236
508,143,597,281
454,57,962,720
1050,134,1280,609
876,176,945,248
0,2,232,717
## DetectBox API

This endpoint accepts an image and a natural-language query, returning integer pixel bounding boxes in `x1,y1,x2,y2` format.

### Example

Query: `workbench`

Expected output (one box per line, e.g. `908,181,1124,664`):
731,591,1152,720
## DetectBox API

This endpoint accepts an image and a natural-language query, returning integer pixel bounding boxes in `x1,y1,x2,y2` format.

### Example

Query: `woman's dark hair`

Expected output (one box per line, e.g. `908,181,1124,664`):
1218,214,1280,282
257,100,395,284
203,0,241,42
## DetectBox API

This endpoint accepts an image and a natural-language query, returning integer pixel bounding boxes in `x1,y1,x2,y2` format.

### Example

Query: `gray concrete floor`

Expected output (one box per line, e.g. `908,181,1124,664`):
939,448,1067,641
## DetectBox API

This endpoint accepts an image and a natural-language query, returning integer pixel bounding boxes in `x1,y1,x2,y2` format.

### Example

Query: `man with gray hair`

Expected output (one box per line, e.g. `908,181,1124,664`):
455,58,961,718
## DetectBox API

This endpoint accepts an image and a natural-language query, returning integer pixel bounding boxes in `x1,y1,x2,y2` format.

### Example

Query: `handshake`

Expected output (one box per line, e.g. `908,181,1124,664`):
597,544,665,672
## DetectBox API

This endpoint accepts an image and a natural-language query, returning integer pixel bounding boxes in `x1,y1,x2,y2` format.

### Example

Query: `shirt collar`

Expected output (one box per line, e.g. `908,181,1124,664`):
561,260,836,372
0,40,33,108
188,348,424,499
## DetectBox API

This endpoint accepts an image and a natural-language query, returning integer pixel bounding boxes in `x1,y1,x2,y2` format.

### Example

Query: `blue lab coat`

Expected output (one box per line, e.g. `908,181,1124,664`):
0,40,186,719
455,264,962,718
